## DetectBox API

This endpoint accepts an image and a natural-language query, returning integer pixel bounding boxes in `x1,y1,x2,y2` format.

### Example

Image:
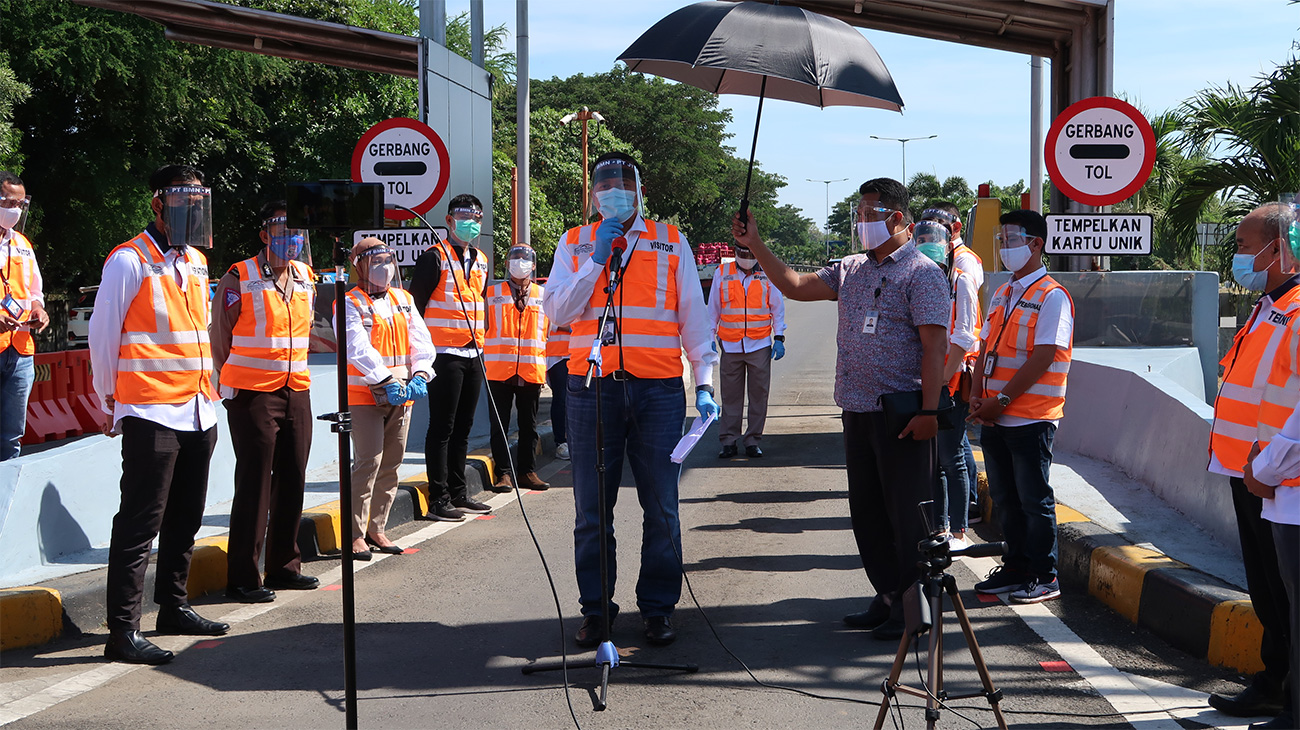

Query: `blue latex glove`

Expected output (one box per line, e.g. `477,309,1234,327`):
771,340,785,360
696,390,720,420
406,375,428,401
383,380,408,406
711,340,718,353
592,219,623,265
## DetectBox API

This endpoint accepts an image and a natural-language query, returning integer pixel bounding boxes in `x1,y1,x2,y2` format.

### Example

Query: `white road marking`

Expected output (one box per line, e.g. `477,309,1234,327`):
0,489,528,727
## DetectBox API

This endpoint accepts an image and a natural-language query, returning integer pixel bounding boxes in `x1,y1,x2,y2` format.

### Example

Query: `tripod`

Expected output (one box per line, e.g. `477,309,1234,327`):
521,245,697,711
874,534,1010,730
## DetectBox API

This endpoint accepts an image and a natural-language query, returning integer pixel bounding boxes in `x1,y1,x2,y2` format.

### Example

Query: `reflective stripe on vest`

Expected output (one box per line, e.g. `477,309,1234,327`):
220,257,314,392
346,288,415,406
561,219,684,378
545,324,571,362
715,260,773,342
483,281,548,384
0,231,38,356
423,243,487,349
980,276,1073,420
1211,286,1300,482
947,258,983,394
112,233,216,405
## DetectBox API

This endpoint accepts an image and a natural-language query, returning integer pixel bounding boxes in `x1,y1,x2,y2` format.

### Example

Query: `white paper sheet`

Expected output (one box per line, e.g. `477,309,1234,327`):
670,413,717,464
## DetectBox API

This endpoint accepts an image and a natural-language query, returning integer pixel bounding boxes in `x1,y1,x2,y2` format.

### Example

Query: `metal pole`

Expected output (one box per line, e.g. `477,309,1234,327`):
808,178,847,260
470,0,484,67
870,135,937,187
581,115,590,221
1030,56,1043,214
900,139,907,184
516,0,530,246
420,0,445,47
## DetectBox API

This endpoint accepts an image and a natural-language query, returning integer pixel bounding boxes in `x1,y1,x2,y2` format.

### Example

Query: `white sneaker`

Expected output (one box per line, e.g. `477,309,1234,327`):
949,535,971,552
555,443,570,460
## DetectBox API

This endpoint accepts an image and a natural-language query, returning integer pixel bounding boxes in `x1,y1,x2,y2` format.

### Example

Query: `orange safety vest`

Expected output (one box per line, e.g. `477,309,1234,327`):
715,260,774,343
1211,285,1300,485
111,232,217,405
561,219,686,379
219,257,314,392
947,246,983,394
484,281,548,384
980,275,1073,421
422,243,487,349
0,230,39,356
546,324,571,366
344,287,417,407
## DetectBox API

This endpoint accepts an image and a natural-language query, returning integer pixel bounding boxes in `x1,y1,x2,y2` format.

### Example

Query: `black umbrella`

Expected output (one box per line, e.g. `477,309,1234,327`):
618,0,904,220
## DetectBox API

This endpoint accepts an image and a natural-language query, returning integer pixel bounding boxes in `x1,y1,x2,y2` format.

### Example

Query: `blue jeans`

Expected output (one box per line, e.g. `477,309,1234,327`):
567,374,685,618
980,421,1058,579
0,347,34,461
547,364,568,445
965,437,978,502
936,399,971,533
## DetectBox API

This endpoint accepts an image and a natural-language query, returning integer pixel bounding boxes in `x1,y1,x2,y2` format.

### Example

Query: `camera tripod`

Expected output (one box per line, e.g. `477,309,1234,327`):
874,533,1010,730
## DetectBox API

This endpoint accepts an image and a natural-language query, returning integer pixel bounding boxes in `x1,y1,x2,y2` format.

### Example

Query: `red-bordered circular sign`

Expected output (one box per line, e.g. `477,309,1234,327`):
351,118,451,221
1045,96,1155,207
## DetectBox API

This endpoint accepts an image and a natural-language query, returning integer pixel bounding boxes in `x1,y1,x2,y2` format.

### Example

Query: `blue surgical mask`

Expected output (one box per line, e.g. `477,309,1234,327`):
269,234,304,262
454,219,481,243
595,188,638,222
1233,250,1272,291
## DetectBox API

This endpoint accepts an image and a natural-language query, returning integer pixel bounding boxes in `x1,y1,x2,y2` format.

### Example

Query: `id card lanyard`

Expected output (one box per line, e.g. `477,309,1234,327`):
862,276,887,334
983,275,1039,377
0,237,24,320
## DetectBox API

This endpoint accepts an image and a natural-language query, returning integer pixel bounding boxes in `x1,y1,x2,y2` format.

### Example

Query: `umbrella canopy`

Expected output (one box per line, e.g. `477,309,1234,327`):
617,1,904,222
618,1,904,111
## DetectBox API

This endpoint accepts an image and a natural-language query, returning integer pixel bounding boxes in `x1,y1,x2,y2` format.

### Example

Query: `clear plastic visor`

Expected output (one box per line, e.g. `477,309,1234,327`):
994,225,1035,249
263,216,312,267
1279,194,1300,275
913,220,951,246
353,245,402,292
156,185,213,249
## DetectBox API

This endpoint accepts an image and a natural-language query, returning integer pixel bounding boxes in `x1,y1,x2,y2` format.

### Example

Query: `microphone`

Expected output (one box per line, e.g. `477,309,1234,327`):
609,237,627,270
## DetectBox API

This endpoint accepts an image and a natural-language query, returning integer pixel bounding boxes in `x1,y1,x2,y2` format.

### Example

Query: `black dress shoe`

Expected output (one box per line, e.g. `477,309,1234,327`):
718,444,738,458
104,630,173,665
643,616,677,646
1252,712,1296,729
843,598,891,630
1210,685,1285,717
351,550,373,562
155,604,229,636
264,573,321,590
745,445,763,458
870,615,907,641
224,585,276,603
364,536,403,555
575,612,616,648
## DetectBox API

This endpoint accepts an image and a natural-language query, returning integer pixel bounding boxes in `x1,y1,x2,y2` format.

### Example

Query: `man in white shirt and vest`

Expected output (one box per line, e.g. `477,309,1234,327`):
0,170,49,460
707,244,786,458
210,201,319,603
89,165,229,665
544,152,719,648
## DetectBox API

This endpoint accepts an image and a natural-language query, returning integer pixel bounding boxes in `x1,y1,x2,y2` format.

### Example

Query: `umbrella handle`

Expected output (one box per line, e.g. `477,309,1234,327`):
737,198,750,237
737,77,766,241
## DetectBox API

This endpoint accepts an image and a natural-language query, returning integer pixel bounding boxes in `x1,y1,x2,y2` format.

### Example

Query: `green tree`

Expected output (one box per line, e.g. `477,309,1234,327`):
0,55,31,171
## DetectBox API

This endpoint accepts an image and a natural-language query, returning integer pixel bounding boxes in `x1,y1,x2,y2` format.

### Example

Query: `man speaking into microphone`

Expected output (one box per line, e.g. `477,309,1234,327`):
544,152,719,648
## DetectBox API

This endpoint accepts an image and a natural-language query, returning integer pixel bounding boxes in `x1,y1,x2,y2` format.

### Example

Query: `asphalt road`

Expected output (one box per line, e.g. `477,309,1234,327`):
0,299,1255,730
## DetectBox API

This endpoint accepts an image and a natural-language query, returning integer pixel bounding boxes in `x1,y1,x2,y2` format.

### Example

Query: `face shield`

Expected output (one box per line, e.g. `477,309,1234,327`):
921,208,959,236
506,245,537,281
733,245,758,270
352,243,401,293
448,206,483,244
262,215,312,267
590,158,645,222
0,194,30,232
912,220,951,267
995,224,1040,272
1279,194,1300,275
155,185,213,249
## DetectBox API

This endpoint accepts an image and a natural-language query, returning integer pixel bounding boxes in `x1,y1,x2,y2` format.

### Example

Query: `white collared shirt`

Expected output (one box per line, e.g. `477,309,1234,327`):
706,264,787,353
1246,394,1300,526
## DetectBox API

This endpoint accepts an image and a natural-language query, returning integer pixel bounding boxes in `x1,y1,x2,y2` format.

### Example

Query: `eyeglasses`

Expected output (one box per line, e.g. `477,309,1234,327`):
856,206,897,223
0,196,31,210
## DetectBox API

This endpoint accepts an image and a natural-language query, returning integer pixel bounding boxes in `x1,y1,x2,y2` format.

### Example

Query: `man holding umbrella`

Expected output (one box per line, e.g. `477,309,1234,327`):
544,152,719,648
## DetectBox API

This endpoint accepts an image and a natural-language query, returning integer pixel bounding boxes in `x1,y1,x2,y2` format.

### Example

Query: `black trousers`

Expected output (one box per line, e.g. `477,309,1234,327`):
1231,476,1293,694
842,410,938,612
224,387,312,589
106,417,217,632
424,353,483,505
487,379,541,477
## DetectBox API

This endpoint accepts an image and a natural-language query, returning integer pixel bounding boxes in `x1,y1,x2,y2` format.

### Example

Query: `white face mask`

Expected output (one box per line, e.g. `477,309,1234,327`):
736,255,757,270
999,245,1035,272
0,206,21,231
366,262,395,289
856,220,894,250
508,259,534,279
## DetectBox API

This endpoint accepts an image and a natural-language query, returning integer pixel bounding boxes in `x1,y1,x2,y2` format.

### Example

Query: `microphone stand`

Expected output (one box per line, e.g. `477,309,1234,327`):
522,243,698,710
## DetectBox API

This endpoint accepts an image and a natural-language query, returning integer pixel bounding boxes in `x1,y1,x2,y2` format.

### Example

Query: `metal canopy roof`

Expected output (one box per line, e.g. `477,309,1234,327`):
68,0,421,78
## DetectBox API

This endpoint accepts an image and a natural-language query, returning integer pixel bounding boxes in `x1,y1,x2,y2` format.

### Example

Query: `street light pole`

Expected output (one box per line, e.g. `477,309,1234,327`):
869,134,937,186
807,177,848,261
561,107,605,221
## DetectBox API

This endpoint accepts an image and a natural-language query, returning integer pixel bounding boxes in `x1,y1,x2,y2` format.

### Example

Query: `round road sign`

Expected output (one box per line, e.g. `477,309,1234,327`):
352,117,451,221
1045,96,1155,207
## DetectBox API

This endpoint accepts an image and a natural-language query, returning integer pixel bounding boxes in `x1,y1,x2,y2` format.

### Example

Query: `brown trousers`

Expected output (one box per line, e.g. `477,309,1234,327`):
719,347,772,447
350,402,411,540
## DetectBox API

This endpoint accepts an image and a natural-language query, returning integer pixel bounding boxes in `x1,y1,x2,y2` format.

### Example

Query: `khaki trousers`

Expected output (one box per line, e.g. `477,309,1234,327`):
350,403,410,539
719,347,772,447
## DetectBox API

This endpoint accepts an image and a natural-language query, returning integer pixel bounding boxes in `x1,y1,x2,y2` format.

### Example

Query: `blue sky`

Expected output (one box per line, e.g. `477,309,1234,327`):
462,1,1297,228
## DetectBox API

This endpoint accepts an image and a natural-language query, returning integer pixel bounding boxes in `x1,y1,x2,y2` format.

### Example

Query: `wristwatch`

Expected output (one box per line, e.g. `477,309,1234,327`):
774,335,786,342
696,384,715,397
995,392,1012,408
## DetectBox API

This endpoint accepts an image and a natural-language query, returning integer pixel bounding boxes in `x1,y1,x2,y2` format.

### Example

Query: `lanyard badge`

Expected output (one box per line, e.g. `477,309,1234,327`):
1,294,23,319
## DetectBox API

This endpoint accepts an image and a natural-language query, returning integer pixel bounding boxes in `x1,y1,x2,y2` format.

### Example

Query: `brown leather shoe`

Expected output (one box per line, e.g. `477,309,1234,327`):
489,472,514,493
522,472,550,490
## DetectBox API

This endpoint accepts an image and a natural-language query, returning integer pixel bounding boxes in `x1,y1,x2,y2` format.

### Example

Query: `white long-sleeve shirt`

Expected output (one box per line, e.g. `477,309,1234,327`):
542,215,718,385
88,230,217,432
336,288,437,386
1245,397,1300,526
706,264,787,353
